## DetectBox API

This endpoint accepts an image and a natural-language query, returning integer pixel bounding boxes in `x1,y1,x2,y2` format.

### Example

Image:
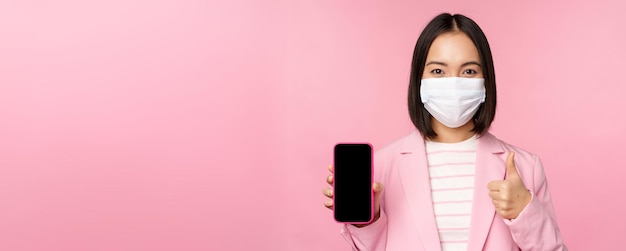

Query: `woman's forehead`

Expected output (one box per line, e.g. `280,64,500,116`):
426,31,481,64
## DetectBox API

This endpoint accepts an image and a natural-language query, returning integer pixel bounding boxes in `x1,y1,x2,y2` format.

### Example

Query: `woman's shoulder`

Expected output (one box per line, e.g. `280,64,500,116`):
371,131,420,178
374,131,421,155
483,132,541,163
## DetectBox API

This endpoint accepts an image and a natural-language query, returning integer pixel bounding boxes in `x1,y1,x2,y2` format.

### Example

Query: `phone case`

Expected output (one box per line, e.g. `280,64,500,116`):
333,143,374,224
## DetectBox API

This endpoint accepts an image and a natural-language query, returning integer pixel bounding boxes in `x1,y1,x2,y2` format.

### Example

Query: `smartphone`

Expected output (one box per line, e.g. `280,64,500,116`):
333,143,373,224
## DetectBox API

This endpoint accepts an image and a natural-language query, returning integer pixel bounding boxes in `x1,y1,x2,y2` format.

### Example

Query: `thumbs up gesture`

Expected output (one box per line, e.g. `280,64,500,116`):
487,152,531,220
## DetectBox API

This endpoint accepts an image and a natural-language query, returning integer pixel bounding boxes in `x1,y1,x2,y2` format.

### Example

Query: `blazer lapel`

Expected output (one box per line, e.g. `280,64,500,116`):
396,131,442,251
466,132,506,251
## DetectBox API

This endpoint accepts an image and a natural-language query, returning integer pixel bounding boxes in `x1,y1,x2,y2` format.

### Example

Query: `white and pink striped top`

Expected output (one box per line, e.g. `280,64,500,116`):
425,134,478,251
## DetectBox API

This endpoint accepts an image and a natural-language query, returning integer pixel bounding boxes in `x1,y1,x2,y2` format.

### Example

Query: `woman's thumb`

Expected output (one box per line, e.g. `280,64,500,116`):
373,182,384,193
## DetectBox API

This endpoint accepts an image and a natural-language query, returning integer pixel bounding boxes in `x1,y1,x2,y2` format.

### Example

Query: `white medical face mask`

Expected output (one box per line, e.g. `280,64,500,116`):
420,77,486,128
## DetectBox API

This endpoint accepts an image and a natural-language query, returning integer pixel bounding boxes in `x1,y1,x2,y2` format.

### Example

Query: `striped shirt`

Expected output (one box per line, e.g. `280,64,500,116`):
425,134,478,251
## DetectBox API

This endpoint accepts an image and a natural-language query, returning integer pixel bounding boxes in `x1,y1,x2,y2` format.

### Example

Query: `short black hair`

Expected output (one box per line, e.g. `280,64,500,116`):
407,13,497,139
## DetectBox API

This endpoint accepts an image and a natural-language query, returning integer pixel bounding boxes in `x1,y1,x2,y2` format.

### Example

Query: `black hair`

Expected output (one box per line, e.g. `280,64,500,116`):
407,13,497,139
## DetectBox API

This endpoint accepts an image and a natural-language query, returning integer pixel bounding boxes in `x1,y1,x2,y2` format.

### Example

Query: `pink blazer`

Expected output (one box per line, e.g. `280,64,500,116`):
340,131,567,251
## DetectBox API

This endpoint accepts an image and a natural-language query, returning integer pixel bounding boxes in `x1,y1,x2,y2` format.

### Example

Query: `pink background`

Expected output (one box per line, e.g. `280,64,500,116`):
0,0,624,250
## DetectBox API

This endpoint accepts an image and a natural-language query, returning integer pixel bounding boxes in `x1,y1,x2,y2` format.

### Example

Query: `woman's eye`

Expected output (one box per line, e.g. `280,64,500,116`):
463,69,477,75
431,69,443,74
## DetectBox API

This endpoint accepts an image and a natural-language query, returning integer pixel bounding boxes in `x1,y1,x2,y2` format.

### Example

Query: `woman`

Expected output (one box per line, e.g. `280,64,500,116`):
322,13,567,251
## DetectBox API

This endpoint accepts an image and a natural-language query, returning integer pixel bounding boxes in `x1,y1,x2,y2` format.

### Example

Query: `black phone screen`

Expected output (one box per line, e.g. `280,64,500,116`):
333,143,373,223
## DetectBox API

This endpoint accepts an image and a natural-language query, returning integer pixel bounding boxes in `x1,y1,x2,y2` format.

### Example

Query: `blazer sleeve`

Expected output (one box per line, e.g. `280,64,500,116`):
504,155,567,251
340,210,388,251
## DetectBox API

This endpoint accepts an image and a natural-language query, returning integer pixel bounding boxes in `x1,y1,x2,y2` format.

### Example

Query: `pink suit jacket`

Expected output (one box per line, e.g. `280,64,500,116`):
340,131,567,251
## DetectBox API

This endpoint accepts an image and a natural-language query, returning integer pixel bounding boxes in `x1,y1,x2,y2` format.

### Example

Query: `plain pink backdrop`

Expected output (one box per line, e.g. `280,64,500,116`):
0,0,624,250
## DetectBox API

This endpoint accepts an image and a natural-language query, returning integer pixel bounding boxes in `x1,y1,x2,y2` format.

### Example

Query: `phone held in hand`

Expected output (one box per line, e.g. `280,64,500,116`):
333,143,373,224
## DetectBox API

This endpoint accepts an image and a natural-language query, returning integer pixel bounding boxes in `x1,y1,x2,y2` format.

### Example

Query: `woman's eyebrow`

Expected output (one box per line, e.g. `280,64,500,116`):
425,61,447,66
461,61,482,67
425,61,482,67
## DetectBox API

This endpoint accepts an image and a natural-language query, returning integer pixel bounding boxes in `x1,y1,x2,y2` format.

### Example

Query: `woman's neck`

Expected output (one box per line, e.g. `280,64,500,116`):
430,120,476,143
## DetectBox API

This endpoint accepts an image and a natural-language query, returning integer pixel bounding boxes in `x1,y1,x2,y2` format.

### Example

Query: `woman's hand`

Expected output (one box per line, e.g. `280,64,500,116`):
323,164,384,227
487,152,532,220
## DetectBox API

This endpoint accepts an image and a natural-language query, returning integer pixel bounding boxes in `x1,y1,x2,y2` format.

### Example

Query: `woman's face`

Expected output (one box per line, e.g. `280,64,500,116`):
422,31,483,79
